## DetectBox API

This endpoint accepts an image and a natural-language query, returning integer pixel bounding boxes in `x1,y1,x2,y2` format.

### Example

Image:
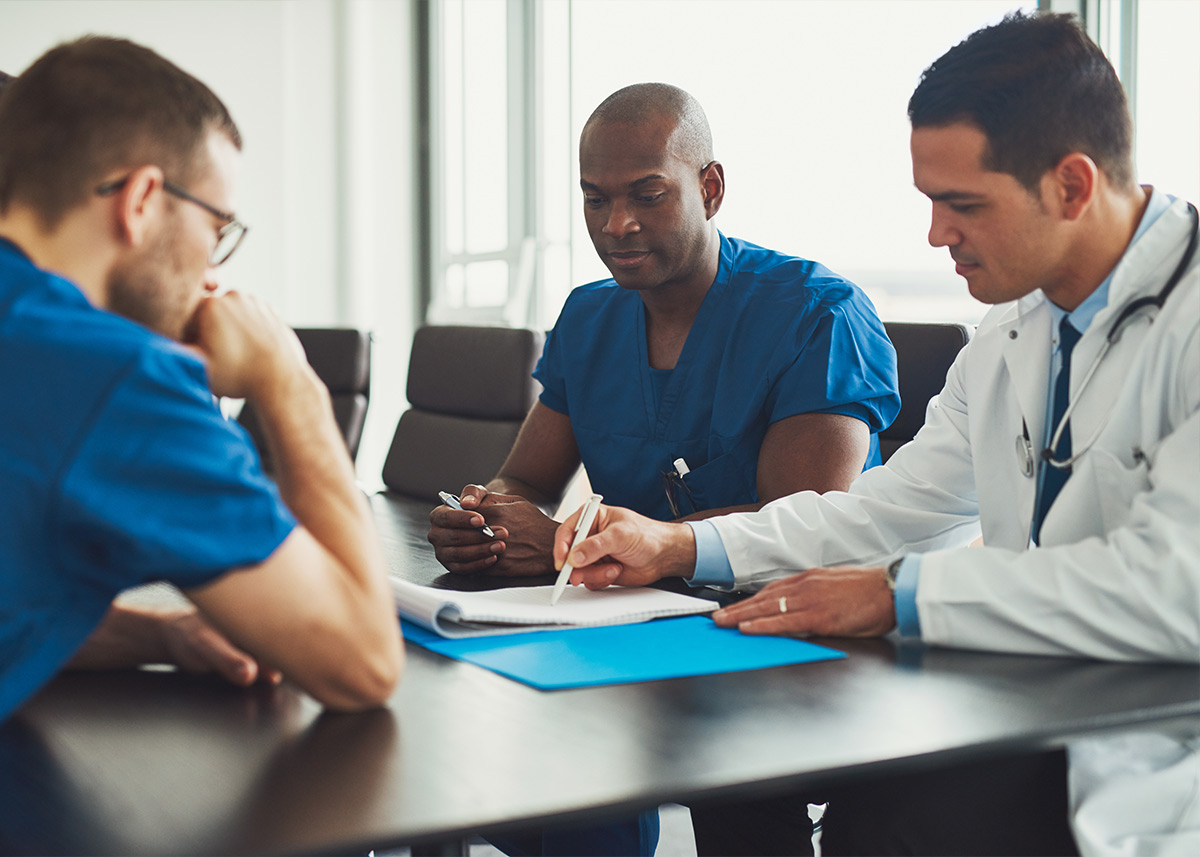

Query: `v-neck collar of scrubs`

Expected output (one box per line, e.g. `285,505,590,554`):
634,232,733,440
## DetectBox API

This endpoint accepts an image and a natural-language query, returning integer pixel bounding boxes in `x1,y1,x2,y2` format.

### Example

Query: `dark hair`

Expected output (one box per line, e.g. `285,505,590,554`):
908,11,1133,192
0,37,241,226
0,70,13,93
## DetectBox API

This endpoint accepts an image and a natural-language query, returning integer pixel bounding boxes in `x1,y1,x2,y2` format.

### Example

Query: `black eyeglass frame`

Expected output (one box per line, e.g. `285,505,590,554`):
661,468,698,519
95,175,249,267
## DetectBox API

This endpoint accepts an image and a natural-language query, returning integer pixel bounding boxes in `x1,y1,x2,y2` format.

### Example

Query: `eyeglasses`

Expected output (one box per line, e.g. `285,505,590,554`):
661,468,697,519
95,175,249,267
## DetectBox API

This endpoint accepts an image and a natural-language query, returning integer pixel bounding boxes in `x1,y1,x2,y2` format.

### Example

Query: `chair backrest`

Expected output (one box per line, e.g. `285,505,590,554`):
382,325,544,502
879,321,971,463
238,328,371,469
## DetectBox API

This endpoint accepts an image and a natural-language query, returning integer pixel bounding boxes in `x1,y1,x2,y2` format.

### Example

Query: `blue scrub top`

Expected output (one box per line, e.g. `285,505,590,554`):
0,238,296,722
535,233,900,521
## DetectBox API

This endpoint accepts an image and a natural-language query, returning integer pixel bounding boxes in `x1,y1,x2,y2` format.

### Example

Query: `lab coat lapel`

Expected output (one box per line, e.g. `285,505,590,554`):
1000,292,1053,446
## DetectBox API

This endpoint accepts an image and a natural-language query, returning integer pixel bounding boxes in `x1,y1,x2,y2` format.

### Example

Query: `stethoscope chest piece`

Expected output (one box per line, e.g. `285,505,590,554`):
1016,431,1035,478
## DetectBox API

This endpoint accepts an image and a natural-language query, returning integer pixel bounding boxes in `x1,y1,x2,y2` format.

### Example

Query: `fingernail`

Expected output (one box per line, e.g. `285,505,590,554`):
491,542,504,554
605,567,619,581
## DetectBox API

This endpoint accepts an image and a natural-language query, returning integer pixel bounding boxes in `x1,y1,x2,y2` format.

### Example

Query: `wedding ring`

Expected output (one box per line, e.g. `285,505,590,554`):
779,596,788,614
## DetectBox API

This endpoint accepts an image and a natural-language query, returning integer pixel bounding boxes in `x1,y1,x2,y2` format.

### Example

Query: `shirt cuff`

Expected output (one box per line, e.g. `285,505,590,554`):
893,554,923,637
684,520,736,589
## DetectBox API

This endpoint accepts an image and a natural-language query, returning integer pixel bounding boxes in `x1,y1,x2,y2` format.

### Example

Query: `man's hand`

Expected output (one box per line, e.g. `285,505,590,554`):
68,604,281,687
182,290,309,401
157,607,283,686
712,567,897,638
428,484,559,576
551,503,697,590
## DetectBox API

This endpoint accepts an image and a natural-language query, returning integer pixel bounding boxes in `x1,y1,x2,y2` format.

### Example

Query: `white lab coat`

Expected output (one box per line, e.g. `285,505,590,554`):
710,193,1200,854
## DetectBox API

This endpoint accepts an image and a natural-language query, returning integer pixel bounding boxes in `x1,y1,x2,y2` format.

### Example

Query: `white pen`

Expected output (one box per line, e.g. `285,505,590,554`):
437,490,495,538
550,493,603,606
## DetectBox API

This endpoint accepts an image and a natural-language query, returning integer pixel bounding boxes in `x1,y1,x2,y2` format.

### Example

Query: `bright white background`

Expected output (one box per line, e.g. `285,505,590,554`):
2,0,1197,487
562,0,1035,325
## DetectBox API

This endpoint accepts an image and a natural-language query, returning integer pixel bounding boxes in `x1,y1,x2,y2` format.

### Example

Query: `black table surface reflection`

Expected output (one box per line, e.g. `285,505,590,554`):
2,493,1195,855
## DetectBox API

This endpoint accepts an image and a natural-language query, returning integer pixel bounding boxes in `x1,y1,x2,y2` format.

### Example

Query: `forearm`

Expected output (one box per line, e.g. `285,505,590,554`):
250,364,387,594
677,502,761,522
66,604,171,670
487,474,559,510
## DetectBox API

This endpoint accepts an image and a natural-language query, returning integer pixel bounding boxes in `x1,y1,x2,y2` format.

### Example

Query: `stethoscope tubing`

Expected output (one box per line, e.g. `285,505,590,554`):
1033,202,1199,473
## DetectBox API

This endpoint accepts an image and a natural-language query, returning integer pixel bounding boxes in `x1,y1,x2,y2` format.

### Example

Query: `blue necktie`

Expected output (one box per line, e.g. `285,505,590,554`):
1033,317,1081,544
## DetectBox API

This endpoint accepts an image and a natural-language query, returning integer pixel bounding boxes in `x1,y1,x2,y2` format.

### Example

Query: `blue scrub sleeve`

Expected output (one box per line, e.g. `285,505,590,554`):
53,347,296,593
532,319,569,416
768,299,900,433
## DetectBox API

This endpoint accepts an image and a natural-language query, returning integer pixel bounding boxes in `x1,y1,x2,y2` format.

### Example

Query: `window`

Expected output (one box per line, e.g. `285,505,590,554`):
427,0,1199,329
1134,0,1200,203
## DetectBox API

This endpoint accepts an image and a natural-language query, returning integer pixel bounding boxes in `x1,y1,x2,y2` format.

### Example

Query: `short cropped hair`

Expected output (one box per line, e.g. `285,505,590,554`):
0,37,241,226
584,83,713,167
908,11,1134,192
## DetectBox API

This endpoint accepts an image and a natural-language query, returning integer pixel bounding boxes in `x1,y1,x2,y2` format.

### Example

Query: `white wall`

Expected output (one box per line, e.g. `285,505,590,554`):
0,0,420,486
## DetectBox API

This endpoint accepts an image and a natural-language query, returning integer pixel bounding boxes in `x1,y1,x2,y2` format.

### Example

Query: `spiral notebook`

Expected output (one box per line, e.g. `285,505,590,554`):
391,577,718,638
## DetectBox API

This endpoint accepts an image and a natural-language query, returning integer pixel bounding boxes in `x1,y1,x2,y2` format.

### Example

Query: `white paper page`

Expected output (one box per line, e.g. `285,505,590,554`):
391,577,716,638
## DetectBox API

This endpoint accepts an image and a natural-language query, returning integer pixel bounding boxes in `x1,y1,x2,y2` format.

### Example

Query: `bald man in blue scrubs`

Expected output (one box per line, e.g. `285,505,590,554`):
427,82,899,857
429,83,899,579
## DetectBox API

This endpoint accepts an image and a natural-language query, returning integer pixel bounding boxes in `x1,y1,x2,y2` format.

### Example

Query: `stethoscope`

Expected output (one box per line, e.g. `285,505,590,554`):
1016,201,1199,478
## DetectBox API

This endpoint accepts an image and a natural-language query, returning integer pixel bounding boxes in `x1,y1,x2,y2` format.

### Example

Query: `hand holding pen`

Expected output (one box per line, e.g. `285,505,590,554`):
550,494,603,604
428,485,563,576
551,501,698,591
438,491,495,537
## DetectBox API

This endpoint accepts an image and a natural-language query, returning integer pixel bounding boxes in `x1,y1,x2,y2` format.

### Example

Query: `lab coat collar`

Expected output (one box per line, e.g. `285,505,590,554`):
999,295,1052,447
1095,191,1188,328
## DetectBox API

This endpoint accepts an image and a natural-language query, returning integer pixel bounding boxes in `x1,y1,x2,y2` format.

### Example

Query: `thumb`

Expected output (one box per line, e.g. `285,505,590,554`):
459,484,489,507
565,510,629,570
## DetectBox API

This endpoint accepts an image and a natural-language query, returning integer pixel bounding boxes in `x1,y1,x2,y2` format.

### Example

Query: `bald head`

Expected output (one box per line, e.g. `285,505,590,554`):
583,83,713,168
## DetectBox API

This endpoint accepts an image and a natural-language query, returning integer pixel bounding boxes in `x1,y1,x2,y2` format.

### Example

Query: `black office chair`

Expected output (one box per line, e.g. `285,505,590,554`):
879,321,972,462
238,327,372,471
381,324,544,502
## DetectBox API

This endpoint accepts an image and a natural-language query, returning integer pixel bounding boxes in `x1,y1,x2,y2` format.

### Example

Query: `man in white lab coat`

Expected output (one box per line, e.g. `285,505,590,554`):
553,11,1199,855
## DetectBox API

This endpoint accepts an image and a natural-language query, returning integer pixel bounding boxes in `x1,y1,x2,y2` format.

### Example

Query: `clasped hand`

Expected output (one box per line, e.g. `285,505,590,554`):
427,484,559,575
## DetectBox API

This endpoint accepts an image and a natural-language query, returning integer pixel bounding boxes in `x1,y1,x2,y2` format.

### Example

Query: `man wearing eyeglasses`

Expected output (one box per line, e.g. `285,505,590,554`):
0,38,403,724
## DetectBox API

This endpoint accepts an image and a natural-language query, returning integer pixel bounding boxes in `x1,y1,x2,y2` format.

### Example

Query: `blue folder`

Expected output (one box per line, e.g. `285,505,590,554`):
401,615,844,690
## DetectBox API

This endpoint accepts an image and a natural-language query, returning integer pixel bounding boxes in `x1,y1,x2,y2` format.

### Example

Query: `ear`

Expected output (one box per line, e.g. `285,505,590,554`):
110,166,167,248
700,160,725,219
1049,153,1098,222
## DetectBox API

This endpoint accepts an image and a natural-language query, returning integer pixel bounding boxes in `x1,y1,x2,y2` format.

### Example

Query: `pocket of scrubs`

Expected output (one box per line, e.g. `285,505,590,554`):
681,451,755,514
1086,446,1151,532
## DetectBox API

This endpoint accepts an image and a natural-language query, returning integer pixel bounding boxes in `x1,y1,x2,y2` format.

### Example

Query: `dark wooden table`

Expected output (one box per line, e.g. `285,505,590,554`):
2,494,1196,856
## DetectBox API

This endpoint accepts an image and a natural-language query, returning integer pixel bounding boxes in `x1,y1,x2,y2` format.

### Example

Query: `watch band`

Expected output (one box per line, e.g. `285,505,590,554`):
884,557,904,591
